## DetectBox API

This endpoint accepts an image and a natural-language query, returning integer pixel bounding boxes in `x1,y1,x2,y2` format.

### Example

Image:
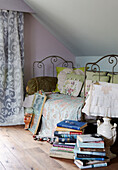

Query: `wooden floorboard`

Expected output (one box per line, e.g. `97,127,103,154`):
0,125,118,170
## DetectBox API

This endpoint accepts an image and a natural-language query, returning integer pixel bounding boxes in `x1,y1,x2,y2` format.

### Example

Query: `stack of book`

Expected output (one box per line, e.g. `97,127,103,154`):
49,120,87,159
74,134,109,169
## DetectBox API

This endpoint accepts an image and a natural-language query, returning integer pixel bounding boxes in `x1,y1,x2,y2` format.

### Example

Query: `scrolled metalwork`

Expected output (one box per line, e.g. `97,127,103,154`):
33,56,74,77
33,61,45,77
108,55,117,65
51,56,58,64
91,63,100,73
82,54,118,122
51,56,58,77
108,55,118,74
62,61,68,67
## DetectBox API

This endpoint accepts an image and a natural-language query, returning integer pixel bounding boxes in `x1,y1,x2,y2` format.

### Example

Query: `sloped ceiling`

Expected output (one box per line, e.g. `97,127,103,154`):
24,0,118,56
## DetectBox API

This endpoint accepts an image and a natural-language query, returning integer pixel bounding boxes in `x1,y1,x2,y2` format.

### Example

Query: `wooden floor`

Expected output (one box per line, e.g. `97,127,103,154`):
0,126,118,170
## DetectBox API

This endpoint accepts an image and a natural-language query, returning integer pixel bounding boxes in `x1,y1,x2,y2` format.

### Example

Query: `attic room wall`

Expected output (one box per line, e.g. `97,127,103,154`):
76,56,118,72
0,0,33,12
24,14,75,85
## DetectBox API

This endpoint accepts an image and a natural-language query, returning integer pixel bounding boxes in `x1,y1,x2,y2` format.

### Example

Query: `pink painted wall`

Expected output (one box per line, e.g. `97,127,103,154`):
24,13,75,85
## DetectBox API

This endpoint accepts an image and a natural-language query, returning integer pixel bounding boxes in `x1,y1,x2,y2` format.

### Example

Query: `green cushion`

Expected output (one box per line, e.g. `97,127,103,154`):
27,77,57,95
108,73,118,84
86,71,107,80
66,73,84,82
92,75,110,82
73,67,89,72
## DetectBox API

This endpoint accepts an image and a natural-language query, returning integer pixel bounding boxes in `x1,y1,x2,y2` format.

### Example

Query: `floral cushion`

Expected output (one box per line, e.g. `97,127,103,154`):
61,79,83,97
55,66,87,92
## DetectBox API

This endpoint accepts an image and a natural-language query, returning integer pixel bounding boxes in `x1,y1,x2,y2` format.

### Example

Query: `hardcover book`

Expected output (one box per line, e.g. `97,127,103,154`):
50,146,74,153
79,148,105,152
54,133,77,139
74,145,106,156
74,156,106,161
53,142,75,149
55,126,83,132
74,160,107,169
49,149,75,159
54,131,83,135
77,140,105,148
74,159,110,166
55,137,76,143
57,120,87,130
76,153,106,159
77,134,104,143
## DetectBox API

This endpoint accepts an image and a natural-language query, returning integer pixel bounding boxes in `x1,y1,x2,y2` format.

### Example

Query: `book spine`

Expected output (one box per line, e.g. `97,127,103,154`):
57,124,81,130
55,137,76,143
51,147,74,152
76,153,105,158
78,150,106,156
77,141,104,148
75,157,105,161
49,151,74,159
56,127,81,132
54,131,82,137
54,133,77,139
80,148,105,152
53,143,75,149
93,162,107,168
70,131,83,135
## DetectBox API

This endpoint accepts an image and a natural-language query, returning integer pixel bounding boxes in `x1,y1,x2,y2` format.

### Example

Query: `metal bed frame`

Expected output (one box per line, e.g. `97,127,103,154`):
33,55,74,78
82,54,118,121
32,54,118,122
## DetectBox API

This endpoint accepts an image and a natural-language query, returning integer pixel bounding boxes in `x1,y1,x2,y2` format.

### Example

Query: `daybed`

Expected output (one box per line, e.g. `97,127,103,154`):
26,56,85,137
25,55,118,138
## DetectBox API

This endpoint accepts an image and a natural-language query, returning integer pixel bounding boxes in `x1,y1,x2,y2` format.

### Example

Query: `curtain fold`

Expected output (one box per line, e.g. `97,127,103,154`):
0,10,24,125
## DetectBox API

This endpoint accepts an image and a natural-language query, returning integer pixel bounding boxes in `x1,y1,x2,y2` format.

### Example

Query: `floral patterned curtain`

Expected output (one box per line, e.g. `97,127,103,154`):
0,10,24,125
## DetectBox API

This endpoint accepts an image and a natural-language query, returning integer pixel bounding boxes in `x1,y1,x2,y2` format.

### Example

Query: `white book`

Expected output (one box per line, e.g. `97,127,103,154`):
77,134,103,143
74,160,107,169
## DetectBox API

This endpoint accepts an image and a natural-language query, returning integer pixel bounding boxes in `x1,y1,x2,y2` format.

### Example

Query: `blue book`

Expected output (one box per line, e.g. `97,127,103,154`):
57,120,87,130
74,145,106,156
54,131,77,139
74,156,105,161
55,137,76,143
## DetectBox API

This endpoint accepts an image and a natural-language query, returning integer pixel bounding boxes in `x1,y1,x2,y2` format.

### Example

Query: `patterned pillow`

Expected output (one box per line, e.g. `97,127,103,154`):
55,67,87,92
66,73,84,82
61,80,83,97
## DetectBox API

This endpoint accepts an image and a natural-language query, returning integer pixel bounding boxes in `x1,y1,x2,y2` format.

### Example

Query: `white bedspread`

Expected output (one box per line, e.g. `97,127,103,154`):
82,82,118,117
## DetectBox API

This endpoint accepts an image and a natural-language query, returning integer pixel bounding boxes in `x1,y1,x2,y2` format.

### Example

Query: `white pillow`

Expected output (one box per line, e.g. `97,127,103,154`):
57,68,73,91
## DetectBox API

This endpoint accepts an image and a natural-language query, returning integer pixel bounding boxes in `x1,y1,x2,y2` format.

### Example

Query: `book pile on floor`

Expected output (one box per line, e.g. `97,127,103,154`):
49,119,87,159
74,134,110,169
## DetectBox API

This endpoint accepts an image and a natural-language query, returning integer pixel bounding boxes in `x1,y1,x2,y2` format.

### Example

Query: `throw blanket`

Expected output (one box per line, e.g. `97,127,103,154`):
82,82,118,117
38,93,83,138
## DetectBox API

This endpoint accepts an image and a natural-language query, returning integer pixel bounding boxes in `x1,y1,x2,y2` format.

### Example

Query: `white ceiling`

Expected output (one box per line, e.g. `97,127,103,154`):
24,0,118,56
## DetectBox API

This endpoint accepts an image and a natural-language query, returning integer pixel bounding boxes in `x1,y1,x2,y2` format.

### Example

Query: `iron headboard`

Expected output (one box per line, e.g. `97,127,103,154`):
33,56,74,77
81,54,118,121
